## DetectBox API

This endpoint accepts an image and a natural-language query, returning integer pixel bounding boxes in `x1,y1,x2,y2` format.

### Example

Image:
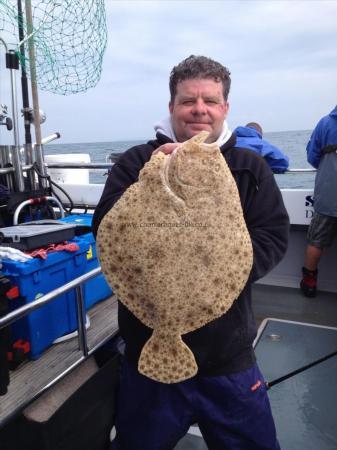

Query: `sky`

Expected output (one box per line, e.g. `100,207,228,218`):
1,0,337,144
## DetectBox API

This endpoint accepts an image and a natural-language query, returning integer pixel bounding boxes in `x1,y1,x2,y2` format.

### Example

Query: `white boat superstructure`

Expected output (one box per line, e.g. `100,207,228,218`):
52,174,337,294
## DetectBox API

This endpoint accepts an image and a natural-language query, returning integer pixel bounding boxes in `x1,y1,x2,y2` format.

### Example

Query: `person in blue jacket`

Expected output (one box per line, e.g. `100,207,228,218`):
234,122,289,173
301,105,337,297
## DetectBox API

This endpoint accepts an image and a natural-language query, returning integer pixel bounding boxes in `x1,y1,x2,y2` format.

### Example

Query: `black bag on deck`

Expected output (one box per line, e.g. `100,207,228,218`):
0,353,120,450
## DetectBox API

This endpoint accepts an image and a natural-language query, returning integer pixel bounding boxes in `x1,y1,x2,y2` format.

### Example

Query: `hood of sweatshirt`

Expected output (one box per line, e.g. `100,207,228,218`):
329,105,337,119
234,126,262,139
154,116,233,147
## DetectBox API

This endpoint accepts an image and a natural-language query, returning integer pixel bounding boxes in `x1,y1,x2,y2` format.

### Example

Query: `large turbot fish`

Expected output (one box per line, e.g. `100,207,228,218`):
97,131,253,383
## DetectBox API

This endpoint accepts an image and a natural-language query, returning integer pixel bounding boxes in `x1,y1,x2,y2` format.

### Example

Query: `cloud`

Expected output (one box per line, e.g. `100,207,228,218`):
0,0,336,144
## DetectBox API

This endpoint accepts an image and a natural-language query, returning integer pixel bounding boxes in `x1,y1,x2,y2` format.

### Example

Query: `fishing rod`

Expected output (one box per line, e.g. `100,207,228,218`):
24,0,48,188
17,0,35,190
2,41,25,192
0,38,13,133
266,348,337,389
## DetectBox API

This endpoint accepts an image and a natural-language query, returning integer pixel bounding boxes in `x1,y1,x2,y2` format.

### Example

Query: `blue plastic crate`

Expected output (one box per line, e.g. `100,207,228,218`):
1,239,89,359
60,214,113,309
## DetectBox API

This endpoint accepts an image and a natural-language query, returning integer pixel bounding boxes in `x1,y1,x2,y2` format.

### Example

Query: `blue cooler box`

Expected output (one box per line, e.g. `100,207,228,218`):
60,214,113,309
1,239,89,359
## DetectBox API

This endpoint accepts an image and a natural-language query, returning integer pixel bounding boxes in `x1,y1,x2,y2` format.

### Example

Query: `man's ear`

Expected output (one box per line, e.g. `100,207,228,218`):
169,101,173,114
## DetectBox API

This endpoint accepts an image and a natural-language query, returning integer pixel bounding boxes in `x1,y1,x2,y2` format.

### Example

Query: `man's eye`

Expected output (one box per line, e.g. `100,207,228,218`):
205,100,217,104
182,100,194,105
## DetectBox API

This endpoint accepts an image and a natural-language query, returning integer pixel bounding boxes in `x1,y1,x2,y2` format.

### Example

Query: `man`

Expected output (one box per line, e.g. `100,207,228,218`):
300,105,337,298
234,122,289,173
93,55,289,450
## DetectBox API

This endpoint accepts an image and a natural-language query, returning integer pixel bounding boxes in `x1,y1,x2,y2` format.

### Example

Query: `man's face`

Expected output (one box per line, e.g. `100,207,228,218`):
169,78,229,143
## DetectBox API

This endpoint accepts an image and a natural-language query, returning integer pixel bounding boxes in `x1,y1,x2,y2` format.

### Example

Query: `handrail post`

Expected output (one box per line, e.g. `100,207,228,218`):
75,284,88,357
0,267,102,331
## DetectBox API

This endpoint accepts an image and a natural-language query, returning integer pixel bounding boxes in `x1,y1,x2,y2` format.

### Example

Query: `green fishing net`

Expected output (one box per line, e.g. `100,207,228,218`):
0,0,107,95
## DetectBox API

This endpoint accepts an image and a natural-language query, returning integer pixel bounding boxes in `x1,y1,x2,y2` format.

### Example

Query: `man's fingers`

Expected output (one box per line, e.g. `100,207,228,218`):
153,143,180,155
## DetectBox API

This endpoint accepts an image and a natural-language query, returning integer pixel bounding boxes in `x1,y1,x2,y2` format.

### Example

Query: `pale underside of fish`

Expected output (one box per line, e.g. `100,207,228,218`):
97,131,253,383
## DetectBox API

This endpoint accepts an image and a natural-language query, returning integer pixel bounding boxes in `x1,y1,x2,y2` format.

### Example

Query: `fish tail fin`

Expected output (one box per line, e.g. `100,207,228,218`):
138,331,197,383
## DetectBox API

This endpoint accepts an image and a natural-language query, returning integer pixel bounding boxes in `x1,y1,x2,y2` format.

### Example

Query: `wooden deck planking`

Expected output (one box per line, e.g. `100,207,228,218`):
0,295,118,427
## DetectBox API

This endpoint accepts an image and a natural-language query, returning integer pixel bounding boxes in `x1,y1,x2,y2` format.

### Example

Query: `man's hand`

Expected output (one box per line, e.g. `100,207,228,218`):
152,143,181,156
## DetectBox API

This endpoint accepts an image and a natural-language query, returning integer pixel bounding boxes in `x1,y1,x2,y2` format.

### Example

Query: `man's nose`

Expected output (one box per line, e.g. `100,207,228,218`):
191,99,207,115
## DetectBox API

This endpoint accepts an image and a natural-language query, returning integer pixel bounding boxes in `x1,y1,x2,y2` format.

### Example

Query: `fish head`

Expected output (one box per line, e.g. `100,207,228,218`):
166,131,225,200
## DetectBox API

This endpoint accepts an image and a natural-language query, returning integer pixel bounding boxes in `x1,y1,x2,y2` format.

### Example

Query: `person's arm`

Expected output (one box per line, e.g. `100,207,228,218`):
244,169,290,282
234,137,289,174
306,120,323,169
92,141,178,237
259,141,289,174
92,146,152,237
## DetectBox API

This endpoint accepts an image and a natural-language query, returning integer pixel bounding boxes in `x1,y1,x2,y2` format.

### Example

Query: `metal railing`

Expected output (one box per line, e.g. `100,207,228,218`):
0,162,319,175
285,168,316,173
0,162,114,176
44,164,318,173
46,162,114,170
0,266,102,357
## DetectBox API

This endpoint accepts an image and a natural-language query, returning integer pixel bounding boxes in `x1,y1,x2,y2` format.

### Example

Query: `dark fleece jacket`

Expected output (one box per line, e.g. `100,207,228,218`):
92,133,289,375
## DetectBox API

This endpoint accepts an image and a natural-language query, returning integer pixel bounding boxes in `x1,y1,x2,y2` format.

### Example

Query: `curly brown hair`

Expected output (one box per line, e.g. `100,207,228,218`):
169,55,231,102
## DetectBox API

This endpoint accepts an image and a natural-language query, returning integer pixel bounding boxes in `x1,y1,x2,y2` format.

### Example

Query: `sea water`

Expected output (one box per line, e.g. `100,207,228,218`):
44,129,315,189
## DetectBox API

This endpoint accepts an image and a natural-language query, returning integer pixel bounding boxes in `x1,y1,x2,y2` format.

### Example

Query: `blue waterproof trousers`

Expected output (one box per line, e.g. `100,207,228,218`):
110,359,280,450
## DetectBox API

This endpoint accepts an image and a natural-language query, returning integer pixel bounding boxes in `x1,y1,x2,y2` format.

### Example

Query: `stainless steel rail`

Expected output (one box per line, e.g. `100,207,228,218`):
46,163,114,169
0,266,118,427
13,195,65,224
0,165,34,175
0,162,318,174
41,164,319,173
285,168,316,173
0,163,113,175
0,266,102,357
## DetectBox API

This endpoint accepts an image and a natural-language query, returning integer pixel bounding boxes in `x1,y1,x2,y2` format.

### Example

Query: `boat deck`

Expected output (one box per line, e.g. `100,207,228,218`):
175,284,337,450
253,283,337,328
0,295,118,427
1,284,337,449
